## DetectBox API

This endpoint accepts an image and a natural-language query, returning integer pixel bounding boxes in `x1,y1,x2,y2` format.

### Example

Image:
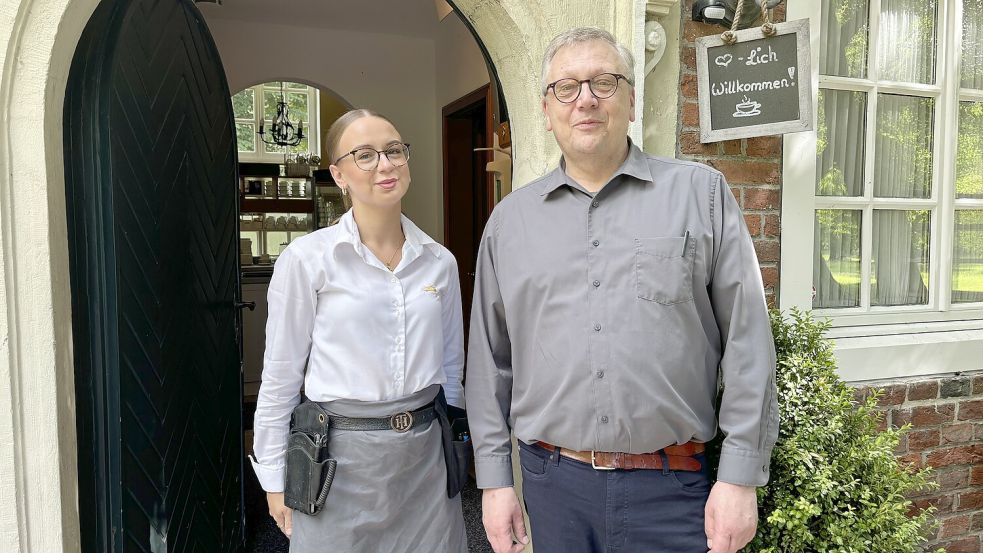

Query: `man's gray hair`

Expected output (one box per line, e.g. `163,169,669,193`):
540,27,635,94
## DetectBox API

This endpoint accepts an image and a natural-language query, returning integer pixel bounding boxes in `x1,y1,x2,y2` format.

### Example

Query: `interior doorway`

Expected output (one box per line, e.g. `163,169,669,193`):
63,0,512,550
443,84,496,339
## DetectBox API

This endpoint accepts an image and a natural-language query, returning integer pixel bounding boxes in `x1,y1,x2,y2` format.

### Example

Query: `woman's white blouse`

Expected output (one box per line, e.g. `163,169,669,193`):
250,210,465,492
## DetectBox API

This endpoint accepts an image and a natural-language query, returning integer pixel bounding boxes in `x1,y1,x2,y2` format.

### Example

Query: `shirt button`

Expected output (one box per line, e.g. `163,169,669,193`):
600,416,609,423
592,200,599,208
593,323,601,332
391,277,398,283
592,240,599,247
596,370,604,379
593,280,600,288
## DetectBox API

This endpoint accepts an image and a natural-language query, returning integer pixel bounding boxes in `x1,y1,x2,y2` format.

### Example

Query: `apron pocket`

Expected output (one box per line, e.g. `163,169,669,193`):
634,237,695,305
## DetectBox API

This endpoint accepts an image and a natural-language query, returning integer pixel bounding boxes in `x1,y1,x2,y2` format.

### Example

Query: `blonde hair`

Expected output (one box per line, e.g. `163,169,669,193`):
324,108,398,165
540,27,635,94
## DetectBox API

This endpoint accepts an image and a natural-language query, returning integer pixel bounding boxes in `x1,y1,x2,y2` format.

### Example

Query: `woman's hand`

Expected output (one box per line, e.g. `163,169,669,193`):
267,492,293,538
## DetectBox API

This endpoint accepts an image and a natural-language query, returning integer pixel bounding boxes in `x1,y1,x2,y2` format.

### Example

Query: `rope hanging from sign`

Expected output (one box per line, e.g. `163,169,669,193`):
761,2,777,37
720,0,778,44
720,0,745,45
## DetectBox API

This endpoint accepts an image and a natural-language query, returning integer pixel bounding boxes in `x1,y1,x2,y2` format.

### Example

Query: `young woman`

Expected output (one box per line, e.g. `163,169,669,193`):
249,109,468,552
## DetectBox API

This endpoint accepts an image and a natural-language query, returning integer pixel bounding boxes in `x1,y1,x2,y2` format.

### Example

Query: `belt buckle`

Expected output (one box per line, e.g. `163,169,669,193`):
389,411,414,432
590,451,615,471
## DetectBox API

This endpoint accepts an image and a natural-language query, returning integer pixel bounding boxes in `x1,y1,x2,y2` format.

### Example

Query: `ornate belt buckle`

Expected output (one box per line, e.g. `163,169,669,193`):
591,451,615,471
389,411,414,433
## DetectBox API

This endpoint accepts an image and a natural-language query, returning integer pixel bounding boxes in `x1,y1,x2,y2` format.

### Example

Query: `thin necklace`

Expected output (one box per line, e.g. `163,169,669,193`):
384,237,405,271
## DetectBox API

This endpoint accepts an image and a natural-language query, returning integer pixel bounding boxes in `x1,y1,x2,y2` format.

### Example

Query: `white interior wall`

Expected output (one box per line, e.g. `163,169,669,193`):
205,18,442,238
205,13,490,243
435,12,492,109
434,11,493,240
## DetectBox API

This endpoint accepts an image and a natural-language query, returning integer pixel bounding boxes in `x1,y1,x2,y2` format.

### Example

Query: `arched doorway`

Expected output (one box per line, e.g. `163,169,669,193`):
0,0,596,550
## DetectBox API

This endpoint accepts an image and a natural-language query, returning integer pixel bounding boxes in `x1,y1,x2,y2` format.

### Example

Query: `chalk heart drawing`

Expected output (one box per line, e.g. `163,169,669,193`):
714,54,733,67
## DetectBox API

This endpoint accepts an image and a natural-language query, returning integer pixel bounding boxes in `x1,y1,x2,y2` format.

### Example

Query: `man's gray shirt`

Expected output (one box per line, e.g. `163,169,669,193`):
465,142,779,489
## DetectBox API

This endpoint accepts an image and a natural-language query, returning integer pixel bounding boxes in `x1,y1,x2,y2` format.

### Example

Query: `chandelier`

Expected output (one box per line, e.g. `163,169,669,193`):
257,82,304,148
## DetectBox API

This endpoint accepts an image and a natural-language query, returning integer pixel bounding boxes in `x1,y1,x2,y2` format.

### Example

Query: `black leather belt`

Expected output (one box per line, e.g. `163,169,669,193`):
322,401,437,433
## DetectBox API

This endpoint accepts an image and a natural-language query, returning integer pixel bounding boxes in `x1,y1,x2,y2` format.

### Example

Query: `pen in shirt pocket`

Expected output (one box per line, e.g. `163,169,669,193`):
682,230,690,256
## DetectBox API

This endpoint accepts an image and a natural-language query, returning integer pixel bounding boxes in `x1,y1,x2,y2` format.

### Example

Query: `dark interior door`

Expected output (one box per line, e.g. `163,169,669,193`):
64,0,243,551
443,86,493,340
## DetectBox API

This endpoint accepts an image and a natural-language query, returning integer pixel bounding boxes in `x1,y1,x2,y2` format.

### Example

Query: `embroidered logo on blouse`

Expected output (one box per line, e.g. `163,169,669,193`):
423,285,441,299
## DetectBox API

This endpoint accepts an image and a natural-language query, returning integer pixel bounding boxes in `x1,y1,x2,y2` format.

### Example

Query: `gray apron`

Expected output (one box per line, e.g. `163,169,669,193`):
289,385,468,553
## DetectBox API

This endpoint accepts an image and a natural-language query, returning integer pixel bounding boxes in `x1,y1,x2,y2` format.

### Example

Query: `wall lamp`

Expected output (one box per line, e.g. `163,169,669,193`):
692,0,783,30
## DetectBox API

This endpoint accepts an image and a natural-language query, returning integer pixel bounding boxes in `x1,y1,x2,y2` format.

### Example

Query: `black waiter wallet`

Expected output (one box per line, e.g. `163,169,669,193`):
284,400,337,516
434,388,472,498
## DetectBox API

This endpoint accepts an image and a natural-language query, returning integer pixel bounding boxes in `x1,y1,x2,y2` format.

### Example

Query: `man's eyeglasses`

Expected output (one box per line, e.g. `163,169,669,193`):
334,143,411,171
545,73,631,104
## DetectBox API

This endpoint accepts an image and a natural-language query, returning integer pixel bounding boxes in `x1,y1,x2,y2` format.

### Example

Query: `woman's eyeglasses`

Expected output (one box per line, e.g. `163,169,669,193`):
334,143,411,171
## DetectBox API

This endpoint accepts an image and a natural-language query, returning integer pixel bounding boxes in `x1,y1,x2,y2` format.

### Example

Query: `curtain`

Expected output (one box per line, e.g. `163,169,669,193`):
815,0,939,308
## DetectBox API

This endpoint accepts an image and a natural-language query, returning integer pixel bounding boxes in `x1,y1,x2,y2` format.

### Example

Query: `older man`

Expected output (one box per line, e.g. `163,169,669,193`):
465,27,778,553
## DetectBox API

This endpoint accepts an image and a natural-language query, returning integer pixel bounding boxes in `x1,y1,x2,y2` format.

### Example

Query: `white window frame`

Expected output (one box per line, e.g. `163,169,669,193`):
782,0,983,381
234,81,320,163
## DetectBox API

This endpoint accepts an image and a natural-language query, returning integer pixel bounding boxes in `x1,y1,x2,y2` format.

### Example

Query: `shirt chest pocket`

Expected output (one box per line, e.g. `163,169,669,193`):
634,236,695,305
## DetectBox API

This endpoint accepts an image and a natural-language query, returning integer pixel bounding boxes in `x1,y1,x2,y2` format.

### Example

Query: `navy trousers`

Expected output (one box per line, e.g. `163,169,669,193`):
518,441,710,553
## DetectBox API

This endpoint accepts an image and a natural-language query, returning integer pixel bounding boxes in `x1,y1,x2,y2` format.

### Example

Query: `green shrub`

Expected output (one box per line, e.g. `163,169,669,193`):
743,309,942,553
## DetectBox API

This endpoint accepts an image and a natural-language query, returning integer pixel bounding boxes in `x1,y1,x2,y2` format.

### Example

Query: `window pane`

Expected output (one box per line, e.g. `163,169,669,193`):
239,231,260,257
236,123,255,153
817,89,867,196
871,210,930,306
820,0,869,78
873,94,934,198
877,0,938,83
963,0,983,89
285,81,308,90
264,90,283,121
957,102,983,199
286,92,310,123
232,89,254,119
814,209,862,309
264,134,310,155
953,210,983,303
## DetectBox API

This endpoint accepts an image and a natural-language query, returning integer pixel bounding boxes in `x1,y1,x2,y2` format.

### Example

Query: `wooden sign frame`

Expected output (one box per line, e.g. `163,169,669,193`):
696,18,813,143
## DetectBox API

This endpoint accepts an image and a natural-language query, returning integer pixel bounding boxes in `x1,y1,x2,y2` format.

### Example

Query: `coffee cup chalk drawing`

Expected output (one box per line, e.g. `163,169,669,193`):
733,96,762,118
696,18,813,143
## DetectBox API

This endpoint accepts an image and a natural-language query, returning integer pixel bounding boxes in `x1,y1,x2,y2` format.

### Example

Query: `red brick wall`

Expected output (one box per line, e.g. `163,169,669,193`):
855,376,983,552
677,1,785,307
675,3,983,551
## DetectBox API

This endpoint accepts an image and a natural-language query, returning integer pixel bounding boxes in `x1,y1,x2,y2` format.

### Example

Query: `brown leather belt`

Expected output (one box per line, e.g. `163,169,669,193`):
533,441,704,472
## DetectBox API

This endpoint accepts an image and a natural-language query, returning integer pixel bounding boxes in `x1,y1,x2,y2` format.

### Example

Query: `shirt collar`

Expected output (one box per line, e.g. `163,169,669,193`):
539,138,653,196
400,212,442,259
333,209,441,264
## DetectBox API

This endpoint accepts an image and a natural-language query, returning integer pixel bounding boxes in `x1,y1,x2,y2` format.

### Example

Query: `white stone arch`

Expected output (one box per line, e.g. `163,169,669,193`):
452,0,646,185
0,1,644,549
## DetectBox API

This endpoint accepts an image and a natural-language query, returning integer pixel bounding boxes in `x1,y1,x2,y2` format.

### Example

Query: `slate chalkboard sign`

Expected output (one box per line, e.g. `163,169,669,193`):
696,19,813,143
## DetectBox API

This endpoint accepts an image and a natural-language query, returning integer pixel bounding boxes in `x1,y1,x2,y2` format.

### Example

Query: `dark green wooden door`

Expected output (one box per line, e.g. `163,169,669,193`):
64,0,243,551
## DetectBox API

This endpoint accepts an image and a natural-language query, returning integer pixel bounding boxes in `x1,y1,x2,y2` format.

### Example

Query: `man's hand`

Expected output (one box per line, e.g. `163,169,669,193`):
705,481,758,553
481,487,530,553
267,492,293,538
